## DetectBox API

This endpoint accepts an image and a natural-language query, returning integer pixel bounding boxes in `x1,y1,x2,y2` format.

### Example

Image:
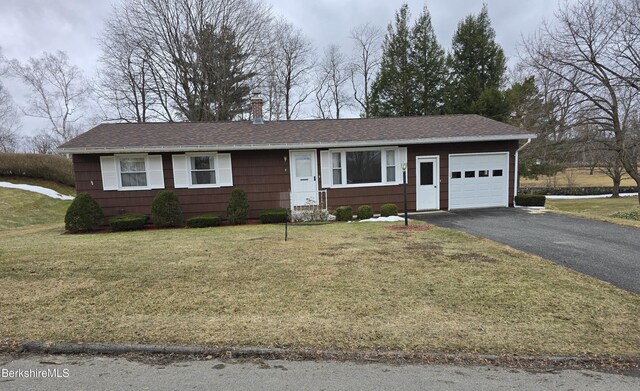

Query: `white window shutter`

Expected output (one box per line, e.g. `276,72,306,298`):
147,155,165,189
100,156,118,191
217,153,233,187
320,150,331,188
397,147,408,184
172,155,189,188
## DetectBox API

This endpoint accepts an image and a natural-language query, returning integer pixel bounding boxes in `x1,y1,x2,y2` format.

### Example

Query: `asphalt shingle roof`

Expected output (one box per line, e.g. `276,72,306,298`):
58,114,534,153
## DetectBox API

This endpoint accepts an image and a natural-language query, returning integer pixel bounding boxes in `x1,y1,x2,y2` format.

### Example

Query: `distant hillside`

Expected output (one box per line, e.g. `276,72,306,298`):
0,153,74,187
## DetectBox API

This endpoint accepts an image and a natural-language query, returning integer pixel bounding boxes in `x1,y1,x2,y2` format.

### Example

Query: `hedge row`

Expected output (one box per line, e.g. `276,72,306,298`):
65,188,290,233
109,213,147,232
186,215,221,228
335,203,399,221
259,208,288,224
514,194,546,207
519,186,637,196
0,153,75,186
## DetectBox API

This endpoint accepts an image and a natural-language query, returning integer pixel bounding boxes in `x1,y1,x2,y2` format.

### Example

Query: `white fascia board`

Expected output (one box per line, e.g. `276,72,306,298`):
57,133,537,154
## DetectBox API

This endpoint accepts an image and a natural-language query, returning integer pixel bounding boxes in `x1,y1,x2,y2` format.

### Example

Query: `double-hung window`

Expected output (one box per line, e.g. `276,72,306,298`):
100,154,165,191
119,157,148,188
325,147,403,188
172,152,233,189
332,152,342,185
190,155,216,186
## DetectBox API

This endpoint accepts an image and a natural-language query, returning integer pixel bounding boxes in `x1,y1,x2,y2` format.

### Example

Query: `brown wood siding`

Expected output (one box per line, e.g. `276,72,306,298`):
73,150,291,220
320,140,519,213
72,140,520,221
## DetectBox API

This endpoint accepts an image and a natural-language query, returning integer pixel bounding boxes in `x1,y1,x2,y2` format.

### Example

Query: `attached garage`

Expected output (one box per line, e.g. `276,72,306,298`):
448,152,509,210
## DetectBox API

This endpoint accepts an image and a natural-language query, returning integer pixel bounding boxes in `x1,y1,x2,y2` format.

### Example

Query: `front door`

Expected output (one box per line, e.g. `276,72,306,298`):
416,156,439,210
290,150,318,207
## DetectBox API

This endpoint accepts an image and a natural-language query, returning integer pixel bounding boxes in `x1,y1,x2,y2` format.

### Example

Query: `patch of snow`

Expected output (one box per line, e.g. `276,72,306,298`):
519,206,547,214
358,216,406,223
544,193,637,200
0,181,75,200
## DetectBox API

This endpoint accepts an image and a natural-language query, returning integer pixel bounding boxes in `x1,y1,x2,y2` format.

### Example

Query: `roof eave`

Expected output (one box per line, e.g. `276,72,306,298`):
57,133,536,155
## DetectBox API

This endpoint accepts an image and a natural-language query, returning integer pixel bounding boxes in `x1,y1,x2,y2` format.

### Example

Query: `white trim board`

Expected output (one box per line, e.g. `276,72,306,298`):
58,134,535,154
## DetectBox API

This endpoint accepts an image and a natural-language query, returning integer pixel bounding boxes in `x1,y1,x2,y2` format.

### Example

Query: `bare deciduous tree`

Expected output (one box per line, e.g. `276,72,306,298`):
99,0,272,122
0,86,21,153
314,45,351,119
25,131,58,154
0,49,21,152
96,5,158,123
312,68,331,119
9,51,89,144
523,0,640,203
266,18,315,120
349,23,382,118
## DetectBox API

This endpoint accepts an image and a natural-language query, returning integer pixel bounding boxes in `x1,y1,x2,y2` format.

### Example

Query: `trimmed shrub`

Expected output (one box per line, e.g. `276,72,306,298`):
0,152,75,186
356,205,374,220
109,213,146,232
335,206,353,221
259,208,288,224
227,188,249,225
186,215,221,228
514,194,546,207
64,192,104,232
380,203,398,217
151,190,183,227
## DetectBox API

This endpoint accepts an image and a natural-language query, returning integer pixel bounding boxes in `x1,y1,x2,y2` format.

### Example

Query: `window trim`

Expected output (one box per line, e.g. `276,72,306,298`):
327,146,401,188
186,152,219,188
115,153,152,191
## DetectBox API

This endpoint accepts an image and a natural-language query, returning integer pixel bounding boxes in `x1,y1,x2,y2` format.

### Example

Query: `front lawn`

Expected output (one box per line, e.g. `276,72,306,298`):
546,196,640,228
0,187,72,230
0,222,637,357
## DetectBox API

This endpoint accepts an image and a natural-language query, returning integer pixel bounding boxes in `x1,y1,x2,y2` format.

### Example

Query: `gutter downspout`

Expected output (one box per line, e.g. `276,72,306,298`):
514,138,532,201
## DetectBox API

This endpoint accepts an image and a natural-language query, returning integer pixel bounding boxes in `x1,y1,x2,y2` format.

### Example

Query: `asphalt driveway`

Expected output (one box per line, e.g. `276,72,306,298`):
415,208,640,295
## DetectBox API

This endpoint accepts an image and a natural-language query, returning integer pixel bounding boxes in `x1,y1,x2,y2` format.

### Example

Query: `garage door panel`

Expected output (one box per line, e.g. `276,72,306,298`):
449,153,509,210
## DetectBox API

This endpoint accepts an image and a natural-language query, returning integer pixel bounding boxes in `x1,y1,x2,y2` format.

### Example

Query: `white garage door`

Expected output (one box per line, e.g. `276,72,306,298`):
449,153,509,210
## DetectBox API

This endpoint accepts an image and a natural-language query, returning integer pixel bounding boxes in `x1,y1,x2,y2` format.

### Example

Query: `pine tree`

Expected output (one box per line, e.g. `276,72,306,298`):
444,4,506,115
369,4,415,117
410,6,447,115
184,24,254,121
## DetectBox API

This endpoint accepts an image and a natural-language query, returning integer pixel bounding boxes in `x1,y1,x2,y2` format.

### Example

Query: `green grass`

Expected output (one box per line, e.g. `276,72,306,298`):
0,222,637,357
520,167,636,187
547,196,640,228
0,187,72,230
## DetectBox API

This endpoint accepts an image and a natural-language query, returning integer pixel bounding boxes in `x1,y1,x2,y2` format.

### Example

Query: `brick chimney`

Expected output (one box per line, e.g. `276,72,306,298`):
251,92,264,125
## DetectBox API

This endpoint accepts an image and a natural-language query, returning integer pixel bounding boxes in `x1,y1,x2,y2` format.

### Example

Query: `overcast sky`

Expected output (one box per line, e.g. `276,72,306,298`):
0,0,567,136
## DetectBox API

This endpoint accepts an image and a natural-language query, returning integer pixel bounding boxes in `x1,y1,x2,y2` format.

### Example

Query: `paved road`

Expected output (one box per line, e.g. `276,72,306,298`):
1,354,638,391
415,208,640,294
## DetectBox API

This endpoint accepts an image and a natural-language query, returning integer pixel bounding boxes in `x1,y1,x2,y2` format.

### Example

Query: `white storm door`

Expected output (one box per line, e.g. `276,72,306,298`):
290,150,318,207
416,156,439,210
